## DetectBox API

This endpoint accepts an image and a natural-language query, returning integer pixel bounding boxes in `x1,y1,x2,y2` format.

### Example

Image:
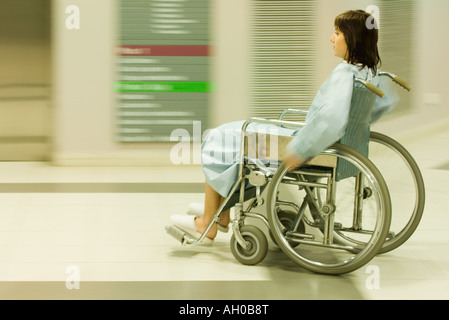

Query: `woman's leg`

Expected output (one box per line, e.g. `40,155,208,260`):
194,182,230,239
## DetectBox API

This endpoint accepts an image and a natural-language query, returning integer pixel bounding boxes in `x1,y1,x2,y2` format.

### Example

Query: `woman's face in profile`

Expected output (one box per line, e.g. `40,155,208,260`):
330,28,348,60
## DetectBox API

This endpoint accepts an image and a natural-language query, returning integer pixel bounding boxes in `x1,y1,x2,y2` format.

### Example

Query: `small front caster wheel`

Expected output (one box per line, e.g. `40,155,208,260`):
230,225,268,265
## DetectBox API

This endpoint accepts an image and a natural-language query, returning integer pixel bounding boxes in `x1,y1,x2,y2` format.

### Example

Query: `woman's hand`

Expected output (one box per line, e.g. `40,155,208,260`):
283,152,306,171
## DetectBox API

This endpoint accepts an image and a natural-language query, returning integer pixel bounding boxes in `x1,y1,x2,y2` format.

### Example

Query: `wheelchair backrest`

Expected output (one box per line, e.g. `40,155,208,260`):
336,85,377,180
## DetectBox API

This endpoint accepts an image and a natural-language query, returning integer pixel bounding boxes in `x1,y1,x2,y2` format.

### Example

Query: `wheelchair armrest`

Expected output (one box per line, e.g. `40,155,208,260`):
241,117,306,132
241,118,305,162
238,118,305,181
279,108,309,120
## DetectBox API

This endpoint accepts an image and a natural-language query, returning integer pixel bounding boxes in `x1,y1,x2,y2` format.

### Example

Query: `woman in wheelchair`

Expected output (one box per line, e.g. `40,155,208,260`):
170,10,399,244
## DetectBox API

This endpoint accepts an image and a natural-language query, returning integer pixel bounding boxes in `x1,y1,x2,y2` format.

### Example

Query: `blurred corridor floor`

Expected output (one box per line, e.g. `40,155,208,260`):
0,118,449,300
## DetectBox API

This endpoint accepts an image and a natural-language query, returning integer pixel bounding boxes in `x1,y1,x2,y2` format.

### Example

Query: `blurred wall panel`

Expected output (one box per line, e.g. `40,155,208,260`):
0,0,51,160
52,0,250,166
378,0,416,117
249,0,317,120
116,0,211,143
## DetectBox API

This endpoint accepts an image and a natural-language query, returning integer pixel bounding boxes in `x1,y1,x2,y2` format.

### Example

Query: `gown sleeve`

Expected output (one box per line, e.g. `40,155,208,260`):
286,64,354,160
371,75,400,123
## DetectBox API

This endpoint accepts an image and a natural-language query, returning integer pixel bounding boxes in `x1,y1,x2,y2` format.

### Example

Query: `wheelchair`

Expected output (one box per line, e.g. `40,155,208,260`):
166,72,423,275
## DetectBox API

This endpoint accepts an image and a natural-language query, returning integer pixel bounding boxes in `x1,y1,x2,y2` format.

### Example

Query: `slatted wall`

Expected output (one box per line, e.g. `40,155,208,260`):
249,0,317,120
378,0,416,115
250,1,416,119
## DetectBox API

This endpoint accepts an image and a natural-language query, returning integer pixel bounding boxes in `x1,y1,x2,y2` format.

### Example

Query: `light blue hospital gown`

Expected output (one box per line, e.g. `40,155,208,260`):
202,61,399,197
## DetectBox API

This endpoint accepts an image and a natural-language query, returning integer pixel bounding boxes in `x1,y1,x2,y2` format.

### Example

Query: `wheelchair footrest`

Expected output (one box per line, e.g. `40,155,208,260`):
165,224,188,244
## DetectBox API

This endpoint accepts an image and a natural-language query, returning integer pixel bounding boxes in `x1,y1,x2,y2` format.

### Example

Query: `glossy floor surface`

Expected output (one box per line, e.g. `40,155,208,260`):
0,117,448,300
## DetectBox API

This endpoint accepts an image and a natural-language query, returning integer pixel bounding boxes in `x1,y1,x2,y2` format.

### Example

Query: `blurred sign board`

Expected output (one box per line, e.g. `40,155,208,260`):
116,0,210,142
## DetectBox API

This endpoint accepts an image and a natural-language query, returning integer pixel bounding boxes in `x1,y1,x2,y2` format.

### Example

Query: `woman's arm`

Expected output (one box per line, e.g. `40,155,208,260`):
286,65,355,162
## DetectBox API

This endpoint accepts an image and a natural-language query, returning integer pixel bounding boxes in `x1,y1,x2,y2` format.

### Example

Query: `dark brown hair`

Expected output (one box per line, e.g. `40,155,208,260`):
334,10,382,73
